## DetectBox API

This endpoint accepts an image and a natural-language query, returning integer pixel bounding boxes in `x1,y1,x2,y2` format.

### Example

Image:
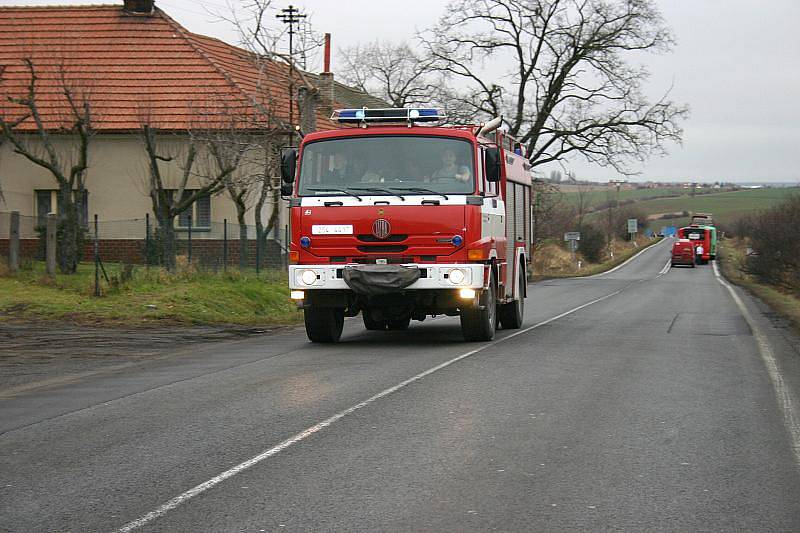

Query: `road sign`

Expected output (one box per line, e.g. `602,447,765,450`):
627,218,638,234
564,232,581,241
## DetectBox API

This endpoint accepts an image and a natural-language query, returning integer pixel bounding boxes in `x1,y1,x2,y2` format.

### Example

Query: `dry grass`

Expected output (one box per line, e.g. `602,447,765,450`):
533,235,659,279
718,238,800,334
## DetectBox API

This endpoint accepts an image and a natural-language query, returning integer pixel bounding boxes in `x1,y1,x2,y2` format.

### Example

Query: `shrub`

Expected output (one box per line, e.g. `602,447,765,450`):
744,194,800,293
578,223,606,263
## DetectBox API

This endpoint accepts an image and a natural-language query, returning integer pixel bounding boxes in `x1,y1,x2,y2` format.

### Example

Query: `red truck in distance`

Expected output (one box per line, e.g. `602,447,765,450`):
281,108,532,343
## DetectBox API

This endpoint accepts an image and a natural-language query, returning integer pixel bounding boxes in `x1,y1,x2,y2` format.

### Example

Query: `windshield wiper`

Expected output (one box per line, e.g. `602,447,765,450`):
390,187,449,200
306,187,363,201
349,187,405,200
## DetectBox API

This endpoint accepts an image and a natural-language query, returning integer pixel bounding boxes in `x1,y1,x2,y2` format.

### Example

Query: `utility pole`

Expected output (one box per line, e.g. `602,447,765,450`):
276,4,307,133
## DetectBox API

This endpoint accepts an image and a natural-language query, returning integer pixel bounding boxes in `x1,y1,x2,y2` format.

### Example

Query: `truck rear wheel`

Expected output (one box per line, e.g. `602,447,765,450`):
387,317,411,330
498,269,525,329
362,310,387,331
304,307,344,343
460,271,497,342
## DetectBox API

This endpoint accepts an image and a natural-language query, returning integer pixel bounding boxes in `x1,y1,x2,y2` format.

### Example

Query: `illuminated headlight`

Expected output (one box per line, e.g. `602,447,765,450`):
299,269,318,286
448,268,467,285
290,290,305,300
459,288,476,299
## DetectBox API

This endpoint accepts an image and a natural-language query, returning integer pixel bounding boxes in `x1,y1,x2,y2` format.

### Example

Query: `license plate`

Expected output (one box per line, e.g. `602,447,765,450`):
312,224,353,235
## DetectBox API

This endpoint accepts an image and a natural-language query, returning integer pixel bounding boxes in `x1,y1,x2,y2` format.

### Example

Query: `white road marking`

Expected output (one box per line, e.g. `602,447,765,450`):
658,259,671,276
713,261,800,467
582,237,671,279
113,289,624,532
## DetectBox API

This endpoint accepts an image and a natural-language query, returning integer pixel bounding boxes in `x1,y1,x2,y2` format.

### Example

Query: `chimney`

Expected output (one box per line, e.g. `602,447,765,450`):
123,0,155,14
318,33,335,116
323,33,331,74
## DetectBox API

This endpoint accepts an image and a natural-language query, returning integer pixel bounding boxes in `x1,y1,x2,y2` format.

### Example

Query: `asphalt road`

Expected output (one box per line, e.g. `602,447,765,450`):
2,238,800,532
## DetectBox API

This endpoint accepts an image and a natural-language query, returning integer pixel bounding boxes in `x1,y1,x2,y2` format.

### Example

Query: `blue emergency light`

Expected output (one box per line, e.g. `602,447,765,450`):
332,107,446,124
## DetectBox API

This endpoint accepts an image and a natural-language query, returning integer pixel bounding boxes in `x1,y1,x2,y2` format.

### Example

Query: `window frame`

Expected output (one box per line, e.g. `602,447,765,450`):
169,189,212,231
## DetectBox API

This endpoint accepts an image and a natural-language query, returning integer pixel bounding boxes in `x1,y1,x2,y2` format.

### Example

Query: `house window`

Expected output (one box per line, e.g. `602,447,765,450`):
36,189,89,227
35,190,56,227
168,190,211,229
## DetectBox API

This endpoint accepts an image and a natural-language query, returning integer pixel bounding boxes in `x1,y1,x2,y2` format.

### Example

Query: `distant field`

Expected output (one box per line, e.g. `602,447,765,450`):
561,186,695,208
634,187,800,230
575,186,800,231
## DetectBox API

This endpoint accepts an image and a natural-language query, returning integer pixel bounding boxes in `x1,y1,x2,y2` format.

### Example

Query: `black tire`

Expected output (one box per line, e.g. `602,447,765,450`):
362,309,387,331
460,271,497,342
498,269,525,329
387,317,411,330
304,307,344,343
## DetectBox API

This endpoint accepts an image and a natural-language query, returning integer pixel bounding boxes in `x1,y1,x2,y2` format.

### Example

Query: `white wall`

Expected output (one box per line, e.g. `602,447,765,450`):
0,134,287,240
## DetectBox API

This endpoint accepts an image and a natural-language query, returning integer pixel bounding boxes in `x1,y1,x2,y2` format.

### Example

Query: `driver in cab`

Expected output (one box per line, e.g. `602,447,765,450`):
431,149,471,182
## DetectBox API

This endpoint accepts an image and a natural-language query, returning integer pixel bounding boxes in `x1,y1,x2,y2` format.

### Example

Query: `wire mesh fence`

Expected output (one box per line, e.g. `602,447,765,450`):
1,211,289,272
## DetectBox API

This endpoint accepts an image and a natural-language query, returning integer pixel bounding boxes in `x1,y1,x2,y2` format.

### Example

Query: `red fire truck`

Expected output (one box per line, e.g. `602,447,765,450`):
281,108,532,343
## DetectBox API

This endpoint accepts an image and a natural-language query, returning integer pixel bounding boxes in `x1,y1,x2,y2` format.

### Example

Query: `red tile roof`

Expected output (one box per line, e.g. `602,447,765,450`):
0,4,338,132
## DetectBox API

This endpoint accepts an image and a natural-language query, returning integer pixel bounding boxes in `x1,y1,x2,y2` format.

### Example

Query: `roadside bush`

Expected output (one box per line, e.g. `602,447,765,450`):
578,223,606,263
744,194,800,293
607,206,648,240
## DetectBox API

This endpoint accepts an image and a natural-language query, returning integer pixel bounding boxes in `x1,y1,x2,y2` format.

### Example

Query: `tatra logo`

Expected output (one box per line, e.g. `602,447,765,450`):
372,218,391,240
303,209,311,215
378,208,385,215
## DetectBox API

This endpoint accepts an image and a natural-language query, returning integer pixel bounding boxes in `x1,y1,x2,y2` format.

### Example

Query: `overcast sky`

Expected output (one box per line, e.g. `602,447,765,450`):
6,0,800,183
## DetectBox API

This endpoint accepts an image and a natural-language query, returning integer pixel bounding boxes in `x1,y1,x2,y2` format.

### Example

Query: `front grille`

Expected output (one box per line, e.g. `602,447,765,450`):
357,245,408,253
337,266,428,277
357,234,408,242
351,256,414,264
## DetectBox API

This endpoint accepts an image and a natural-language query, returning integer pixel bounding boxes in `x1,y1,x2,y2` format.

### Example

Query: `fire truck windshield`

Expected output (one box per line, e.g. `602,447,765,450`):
297,136,475,196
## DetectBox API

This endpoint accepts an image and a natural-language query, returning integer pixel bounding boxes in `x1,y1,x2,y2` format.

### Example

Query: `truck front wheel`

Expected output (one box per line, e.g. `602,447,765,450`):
498,269,525,329
460,271,497,342
304,307,345,343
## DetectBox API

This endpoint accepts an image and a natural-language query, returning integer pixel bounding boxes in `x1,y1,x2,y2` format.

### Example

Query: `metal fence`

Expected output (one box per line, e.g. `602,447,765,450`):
1,211,288,272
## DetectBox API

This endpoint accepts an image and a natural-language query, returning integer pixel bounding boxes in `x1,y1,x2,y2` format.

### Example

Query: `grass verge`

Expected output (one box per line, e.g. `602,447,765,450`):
717,238,800,334
0,260,302,327
532,236,663,280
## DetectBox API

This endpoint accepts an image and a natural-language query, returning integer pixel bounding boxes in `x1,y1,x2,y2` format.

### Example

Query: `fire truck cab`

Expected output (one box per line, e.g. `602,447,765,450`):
282,108,532,343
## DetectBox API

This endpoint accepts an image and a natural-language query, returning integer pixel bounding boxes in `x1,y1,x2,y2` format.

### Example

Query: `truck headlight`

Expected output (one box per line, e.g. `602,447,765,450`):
448,268,466,285
299,269,317,286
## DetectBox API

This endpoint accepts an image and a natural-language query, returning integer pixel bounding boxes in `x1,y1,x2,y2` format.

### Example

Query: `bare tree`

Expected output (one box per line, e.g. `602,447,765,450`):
568,172,593,229
530,178,565,246
338,41,441,107
422,0,689,174
139,103,250,270
220,0,321,264
0,58,93,273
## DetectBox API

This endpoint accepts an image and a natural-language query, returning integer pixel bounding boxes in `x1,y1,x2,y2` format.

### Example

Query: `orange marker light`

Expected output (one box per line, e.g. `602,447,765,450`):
289,251,300,263
467,249,484,261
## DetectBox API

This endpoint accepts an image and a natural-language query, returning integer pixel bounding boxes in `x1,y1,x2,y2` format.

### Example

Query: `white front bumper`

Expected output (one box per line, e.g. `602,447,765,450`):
289,263,486,290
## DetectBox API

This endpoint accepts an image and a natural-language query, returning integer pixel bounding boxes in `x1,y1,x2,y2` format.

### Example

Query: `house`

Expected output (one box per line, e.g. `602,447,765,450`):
0,0,382,265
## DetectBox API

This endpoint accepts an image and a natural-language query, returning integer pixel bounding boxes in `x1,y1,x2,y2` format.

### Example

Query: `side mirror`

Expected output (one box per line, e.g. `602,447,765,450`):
280,148,297,184
280,182,294,197
485,147,501,183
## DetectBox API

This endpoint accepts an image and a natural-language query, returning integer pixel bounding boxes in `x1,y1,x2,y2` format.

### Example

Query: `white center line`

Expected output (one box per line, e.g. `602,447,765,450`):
113,289,624,532
712,261,800,467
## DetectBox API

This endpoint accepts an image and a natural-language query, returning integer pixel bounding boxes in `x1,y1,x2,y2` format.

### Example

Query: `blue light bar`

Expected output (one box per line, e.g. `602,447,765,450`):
332,107,446,124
